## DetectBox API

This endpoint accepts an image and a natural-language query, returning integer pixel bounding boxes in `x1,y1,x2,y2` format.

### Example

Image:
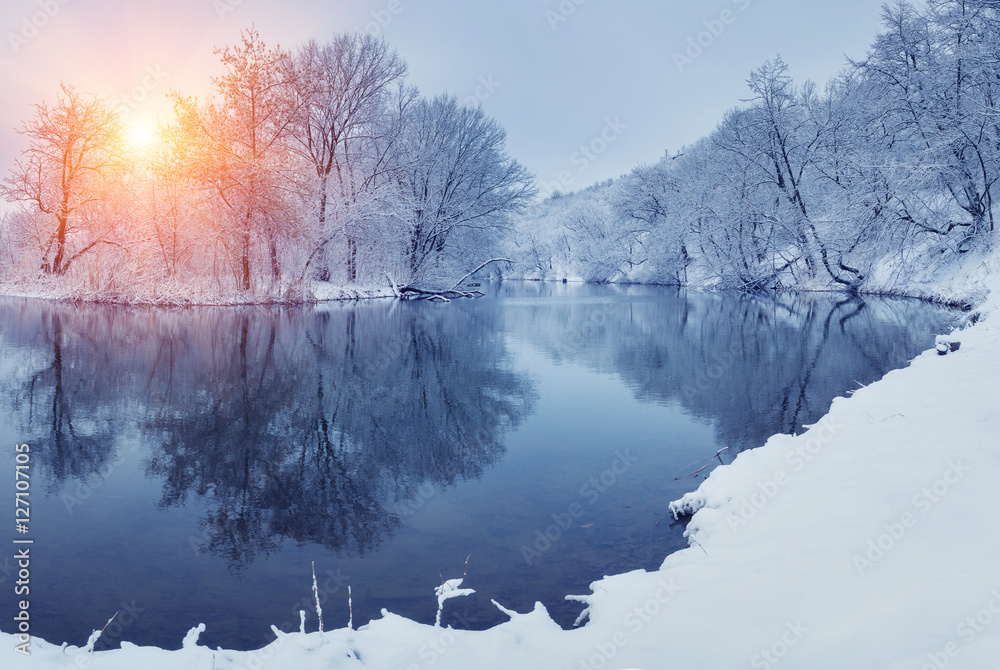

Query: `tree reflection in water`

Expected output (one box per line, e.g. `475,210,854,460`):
0,285,958,647
499,283,958,451
0,299,537,572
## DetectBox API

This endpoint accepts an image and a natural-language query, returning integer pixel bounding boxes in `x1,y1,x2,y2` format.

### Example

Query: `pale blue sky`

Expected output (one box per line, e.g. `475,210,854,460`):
0,0,891,194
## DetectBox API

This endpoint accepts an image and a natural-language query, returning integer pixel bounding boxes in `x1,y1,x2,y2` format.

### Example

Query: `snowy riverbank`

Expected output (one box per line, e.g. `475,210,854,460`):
512,241,1000,311
4,239,996,309
0,280,396,306
4,282,999,670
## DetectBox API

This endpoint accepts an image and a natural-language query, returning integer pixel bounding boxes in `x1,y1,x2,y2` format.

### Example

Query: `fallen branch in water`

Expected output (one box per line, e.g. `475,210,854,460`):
447,259,513,292
399,287,483,301
386,275,401,298
400,259,513,301
674,447,729,481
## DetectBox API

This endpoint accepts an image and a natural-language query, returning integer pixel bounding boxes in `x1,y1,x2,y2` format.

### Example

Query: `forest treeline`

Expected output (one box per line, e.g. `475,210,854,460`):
0,30,534,302
509,1,999,294
2,2,997,304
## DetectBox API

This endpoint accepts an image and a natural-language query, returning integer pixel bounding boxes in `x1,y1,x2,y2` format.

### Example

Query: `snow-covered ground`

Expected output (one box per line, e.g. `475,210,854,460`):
309,282,397,302
0,279,396,305
5,276,1000,669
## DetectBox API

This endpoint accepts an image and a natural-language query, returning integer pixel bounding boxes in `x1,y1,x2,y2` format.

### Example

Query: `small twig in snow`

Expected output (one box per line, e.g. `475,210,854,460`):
434,554,476,628
84,610,119,653
312,561,324,633
182,623,206,650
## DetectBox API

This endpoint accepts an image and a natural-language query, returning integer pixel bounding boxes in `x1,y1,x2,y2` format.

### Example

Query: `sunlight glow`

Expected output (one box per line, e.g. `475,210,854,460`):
126,122,156,151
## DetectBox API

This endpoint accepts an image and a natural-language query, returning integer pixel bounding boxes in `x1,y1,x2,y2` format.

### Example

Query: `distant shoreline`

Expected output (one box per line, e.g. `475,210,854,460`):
0,279,978,310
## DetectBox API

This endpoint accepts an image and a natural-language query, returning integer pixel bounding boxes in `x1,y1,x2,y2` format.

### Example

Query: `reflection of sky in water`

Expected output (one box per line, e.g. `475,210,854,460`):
0,286,959,651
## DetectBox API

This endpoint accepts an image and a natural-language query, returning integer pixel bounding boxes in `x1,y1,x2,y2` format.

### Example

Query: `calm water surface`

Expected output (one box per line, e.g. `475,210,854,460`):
0,283,960,650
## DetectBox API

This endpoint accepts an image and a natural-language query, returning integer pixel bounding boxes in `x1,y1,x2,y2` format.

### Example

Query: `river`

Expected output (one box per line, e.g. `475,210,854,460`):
0,283,960,651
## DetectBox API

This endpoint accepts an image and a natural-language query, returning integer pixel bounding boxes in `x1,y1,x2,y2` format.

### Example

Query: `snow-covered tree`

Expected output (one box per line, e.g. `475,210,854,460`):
290,33,410,283
858,0,1000,243
397,95,535,287
2,85,126,276
173,29,306,292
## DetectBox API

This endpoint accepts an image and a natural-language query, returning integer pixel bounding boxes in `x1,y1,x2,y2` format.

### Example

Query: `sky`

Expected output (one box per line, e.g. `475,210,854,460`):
0,0,892,196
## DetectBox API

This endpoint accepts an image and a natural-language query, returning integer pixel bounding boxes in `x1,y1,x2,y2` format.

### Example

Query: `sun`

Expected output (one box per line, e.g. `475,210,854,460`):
126,122,157,151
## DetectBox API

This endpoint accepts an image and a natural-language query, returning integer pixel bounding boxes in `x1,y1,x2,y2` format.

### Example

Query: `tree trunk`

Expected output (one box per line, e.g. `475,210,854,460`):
52,212,68,275
347,238,357,283
269,238,281,283
315,185,331,282
241,231,252,292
